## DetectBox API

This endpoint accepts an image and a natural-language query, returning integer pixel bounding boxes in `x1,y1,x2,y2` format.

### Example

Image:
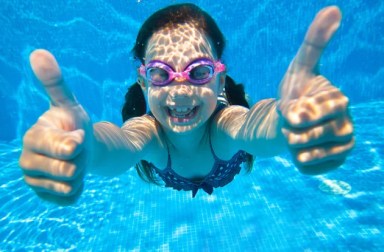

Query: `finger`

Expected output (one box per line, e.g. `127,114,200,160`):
289,6,342,73
282,116,353,148
35,184,83,206
24,174,83,197
19,149,86,180
293,137,355,166
23,126,85,159
30,49,78,107
280,77,349,127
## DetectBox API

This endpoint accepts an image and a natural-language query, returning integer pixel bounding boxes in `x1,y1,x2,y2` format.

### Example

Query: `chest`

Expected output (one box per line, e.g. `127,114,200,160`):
151,139,218,180
170,145,216,180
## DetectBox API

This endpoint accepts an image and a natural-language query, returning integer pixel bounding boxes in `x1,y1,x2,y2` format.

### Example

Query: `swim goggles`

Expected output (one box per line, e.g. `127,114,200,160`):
139,58,226,86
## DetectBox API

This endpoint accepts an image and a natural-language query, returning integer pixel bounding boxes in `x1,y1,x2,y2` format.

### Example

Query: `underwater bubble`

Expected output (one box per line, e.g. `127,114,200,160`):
318,179,352,195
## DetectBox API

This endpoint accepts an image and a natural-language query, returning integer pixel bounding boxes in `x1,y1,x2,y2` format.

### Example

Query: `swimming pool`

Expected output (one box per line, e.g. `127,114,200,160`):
1,0,383,251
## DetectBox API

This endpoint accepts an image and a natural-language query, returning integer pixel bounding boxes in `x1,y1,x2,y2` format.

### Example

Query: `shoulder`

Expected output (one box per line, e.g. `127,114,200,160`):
213,105,249,135
210,105,249,160
122,114,162,137
122,114,156,126
122,115,168,164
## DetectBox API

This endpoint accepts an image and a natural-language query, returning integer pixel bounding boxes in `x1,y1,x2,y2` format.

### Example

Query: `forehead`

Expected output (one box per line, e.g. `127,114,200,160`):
145,22,216,68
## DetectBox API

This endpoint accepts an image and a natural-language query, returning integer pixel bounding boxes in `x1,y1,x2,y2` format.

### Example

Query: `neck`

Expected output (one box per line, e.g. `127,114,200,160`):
162,122,210,154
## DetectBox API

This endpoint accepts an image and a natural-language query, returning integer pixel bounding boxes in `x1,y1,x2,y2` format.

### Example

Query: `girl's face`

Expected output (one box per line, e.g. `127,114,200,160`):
141,23,225,134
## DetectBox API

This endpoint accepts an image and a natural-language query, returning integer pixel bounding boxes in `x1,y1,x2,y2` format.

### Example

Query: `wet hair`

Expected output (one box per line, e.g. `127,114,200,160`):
122,3,253,184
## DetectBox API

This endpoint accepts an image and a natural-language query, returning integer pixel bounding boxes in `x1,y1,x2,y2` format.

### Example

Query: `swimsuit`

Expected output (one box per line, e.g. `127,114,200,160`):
148,103,248,197
150,138,247,197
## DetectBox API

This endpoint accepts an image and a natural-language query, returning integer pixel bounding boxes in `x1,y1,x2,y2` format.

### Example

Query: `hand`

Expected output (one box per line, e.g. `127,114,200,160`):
278,6,354,175
19,49,93,205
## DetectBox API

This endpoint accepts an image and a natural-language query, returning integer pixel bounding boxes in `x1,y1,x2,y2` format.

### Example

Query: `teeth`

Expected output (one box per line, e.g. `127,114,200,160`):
174,107,192,113
171,107,193,113
168,106,196,118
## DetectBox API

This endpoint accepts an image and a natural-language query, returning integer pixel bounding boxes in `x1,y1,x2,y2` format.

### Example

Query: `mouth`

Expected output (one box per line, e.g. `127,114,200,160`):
166,105,199,123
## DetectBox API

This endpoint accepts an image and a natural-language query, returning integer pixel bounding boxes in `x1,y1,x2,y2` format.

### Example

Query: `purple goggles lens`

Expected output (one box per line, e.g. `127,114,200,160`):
139,58,226,86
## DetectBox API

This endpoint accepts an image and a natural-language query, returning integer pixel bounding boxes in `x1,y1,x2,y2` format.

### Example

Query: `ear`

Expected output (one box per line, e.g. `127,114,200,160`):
137,76,145,87
137,75,146,90
137,76,149,102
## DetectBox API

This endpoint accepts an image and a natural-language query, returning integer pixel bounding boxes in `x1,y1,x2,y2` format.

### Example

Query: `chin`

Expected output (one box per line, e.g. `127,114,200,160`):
163,105,208,134
166,119,204,135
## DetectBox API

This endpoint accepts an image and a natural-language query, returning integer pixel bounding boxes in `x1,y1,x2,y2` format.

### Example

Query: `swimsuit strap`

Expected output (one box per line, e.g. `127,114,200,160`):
158,126,172,170
164,141,172,170
208,103,227,161
208,126,220,161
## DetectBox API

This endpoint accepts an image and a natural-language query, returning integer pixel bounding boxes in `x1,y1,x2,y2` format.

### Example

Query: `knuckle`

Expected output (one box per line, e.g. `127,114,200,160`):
22,127,37,144
291,132,309,145
59,183,73,195
332,119,354,140
58,162,78,179
335,98,348,112
61,138,79,157
18,156,27,169
23,175,34,185
286,109,303,126
296,151,311,164
341,120,354,137
346,137,355,150
19,154,33,170
287,133,296,145
332,91,348,110
61,180,82,196
286,99,320,125
66,163,77,178
294,147,328,165
341,95,349,107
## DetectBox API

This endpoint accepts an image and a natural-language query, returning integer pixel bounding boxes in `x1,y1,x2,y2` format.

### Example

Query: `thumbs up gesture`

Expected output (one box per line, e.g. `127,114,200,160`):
19,49,93,205
278,7,354,174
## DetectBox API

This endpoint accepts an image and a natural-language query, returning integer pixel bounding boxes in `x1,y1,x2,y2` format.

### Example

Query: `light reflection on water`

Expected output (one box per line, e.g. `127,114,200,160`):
0,102,383,250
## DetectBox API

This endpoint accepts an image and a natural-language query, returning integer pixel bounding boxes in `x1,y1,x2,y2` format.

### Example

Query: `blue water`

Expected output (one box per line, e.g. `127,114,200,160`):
1,0,383,251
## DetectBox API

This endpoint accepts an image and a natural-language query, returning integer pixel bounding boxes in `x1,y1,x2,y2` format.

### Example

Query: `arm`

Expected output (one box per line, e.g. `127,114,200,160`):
218,6,354,175
18,50,156,204
90,116,157,177
215,100,286,157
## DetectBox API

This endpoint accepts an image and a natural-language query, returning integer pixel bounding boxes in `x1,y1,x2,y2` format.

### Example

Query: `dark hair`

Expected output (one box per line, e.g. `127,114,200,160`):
122,3,253,184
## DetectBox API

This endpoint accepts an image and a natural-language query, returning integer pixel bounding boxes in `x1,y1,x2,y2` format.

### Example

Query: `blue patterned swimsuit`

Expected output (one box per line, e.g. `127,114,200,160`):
148,104,248,197
150,140,247,197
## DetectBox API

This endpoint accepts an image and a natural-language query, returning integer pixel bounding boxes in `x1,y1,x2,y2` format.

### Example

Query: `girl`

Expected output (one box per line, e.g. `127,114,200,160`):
19,4,354,204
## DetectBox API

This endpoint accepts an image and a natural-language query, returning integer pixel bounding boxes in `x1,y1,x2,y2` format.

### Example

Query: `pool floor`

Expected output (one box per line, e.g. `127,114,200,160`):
0,101,383,251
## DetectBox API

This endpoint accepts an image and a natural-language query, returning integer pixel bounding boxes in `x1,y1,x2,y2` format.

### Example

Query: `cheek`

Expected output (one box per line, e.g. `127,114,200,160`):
199,85,220,113
205,79,222,98
200,87,217,101
147,88,168,109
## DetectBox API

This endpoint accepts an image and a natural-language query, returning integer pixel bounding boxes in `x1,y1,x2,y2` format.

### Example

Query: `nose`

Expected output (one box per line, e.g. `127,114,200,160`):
168,83,193,99
174,76,187,82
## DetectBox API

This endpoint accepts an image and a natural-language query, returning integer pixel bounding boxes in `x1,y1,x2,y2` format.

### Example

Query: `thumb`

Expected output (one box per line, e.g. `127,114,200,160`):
30,49,78,108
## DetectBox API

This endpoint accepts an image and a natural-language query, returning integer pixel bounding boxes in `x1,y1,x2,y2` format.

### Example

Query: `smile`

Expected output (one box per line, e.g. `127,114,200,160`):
167,106,199,122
